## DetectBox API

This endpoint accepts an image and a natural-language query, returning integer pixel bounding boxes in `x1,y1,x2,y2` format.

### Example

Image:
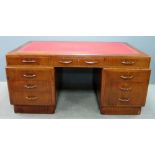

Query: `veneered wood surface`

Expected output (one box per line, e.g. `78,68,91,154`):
100,106,141,115
6,55,50,66
9,81,51,92
6,67,56,107
100,68,151,108
12,91,52,106
14,105,56,114
102,68,151,83
6,41,151,115
6,67,53,81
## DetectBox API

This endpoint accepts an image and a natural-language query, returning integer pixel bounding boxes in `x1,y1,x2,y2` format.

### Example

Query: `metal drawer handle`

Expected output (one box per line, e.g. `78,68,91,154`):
120,75,134,80
23,74,36,78
121,61,135,65
84,61,98,64
120,87,132,91
118,98,130,102
59,60,73,64
25,96,38,101
24,84,37,89
22,60,36,63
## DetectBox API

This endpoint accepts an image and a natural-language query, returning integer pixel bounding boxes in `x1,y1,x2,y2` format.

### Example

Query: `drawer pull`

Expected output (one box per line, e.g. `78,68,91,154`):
121,61,135,65
59,60,73,64
23,74,36,78
25,96,38,101
120,87,132,91
118,98,130,102
84,61,98,65
120,75,134,80
22,60,36,63
24,85,37,89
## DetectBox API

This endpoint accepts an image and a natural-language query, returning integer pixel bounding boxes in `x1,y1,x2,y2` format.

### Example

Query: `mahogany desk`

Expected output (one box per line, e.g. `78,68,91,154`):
6,42,151,115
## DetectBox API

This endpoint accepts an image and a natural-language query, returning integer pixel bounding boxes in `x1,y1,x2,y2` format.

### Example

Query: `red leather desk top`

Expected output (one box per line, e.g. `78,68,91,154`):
14,42,142,56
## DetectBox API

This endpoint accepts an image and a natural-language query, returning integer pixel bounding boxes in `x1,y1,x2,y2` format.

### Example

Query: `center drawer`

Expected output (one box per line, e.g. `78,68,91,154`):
53,56,78,67
78,57,103,67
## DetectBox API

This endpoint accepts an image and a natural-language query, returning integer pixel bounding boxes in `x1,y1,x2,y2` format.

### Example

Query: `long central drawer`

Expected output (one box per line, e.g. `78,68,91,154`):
6,55,150,68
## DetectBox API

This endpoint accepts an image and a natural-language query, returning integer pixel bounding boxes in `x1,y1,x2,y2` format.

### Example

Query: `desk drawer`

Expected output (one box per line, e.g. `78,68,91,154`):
107,82,149,107
105,57,150,68
104,68,151,83
6,67,53,81
7,56,50,66
12,92,52,106
78,57,103,67
101,68,150,107
9,81,51,92
53,56,78,67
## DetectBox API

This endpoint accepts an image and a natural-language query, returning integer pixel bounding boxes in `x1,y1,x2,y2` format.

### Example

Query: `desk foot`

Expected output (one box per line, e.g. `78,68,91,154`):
14,105,56,114
100,106,141,115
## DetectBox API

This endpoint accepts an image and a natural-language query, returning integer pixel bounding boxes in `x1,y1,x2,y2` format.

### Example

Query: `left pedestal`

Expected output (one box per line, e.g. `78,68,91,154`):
6,66,56,114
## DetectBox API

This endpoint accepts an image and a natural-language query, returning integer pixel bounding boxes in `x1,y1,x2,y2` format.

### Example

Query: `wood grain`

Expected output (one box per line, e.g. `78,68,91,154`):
6,42,151,114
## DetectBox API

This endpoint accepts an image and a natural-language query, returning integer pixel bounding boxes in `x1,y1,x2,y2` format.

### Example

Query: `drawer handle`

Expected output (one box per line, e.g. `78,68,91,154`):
24,84,37,89
120,75,134,80
25,96,38,101
120,87,132,91
23,74,36,78
22,60,36,63
121,61,135,65
84,61,98,65
59,60,73,64
118,98,130,102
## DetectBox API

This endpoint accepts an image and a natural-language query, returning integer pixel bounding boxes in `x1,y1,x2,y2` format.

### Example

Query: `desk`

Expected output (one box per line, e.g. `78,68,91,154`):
6,42,151,115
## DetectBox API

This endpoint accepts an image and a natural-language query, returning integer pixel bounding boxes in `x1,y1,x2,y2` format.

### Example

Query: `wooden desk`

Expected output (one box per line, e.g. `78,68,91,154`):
6,42,151,115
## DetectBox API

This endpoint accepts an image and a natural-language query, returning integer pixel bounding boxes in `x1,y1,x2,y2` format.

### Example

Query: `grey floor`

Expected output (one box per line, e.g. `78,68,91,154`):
0,82,155,119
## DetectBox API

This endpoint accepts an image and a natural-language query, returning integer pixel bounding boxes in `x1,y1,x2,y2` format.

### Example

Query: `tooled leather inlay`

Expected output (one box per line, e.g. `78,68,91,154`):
15,42,140,55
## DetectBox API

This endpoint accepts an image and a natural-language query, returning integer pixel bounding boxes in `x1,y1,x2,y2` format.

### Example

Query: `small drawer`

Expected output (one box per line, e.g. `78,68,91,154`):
107,82,149,107
105,57,150,68
104,68,151,83
79,57,103,67
9,81,51,92
6,55,50,66
53,56,78,67
12,92,52,106
6,67,53,81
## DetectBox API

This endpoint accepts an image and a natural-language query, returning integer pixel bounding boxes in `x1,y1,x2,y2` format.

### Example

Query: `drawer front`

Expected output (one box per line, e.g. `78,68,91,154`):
53,56,78,67
105,57,150,68
9,81,51,92
101,68,150,107
7,56,50,66
106,82,149,106
12,92,52,106
6,67,53,81
104,68,151,83
78,57,103,67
